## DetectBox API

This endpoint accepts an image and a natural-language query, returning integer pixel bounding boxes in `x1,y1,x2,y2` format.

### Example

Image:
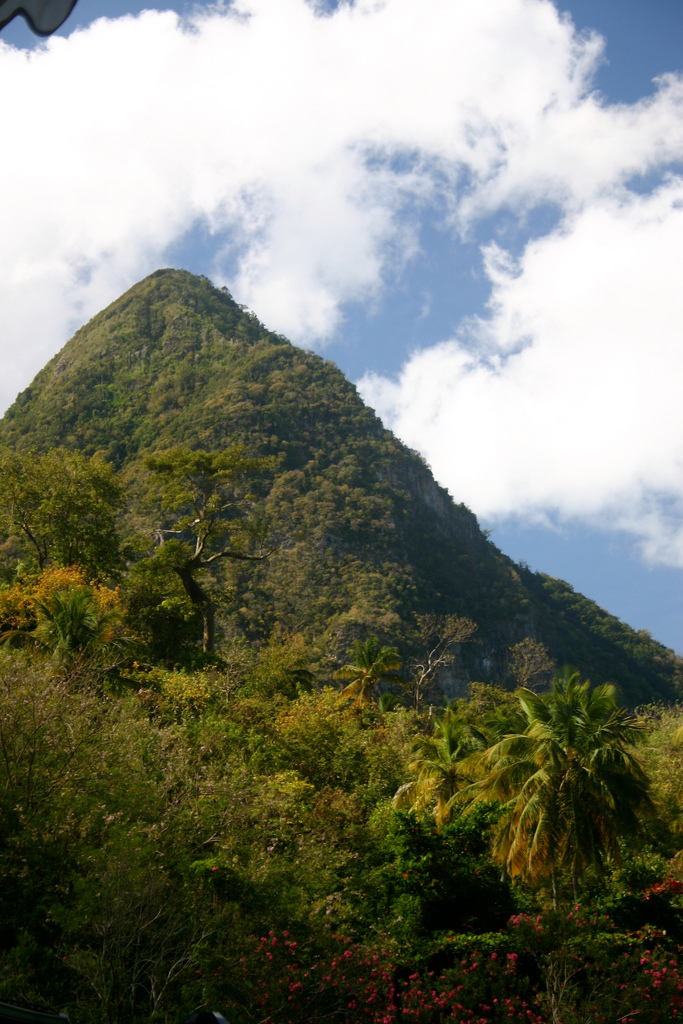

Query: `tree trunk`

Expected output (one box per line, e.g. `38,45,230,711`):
23,522,46,569
500,861,509,884
176,567,215,653
551,868,559,911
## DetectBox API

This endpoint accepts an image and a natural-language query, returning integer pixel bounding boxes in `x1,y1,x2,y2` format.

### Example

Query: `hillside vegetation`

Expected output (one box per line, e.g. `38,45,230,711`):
1,268,679,704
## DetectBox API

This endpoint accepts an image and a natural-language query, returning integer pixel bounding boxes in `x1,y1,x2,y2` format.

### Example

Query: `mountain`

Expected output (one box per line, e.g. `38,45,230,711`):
1,268,680,703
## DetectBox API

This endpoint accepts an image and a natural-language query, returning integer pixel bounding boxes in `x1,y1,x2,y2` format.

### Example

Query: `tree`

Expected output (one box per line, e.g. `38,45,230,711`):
509,638,555,691
481,696,529,746
393,712,486,825
471,669,652,906
0,447,124,579
121,557,202,666
408,614,477,711
144,446,276,653
334,634,403,704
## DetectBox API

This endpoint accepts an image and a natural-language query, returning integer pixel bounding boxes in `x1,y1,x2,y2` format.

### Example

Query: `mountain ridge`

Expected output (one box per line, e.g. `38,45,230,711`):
1,268,680,703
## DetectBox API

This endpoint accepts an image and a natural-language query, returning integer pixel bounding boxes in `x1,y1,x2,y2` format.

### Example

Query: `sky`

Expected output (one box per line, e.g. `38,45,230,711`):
1,0,682,653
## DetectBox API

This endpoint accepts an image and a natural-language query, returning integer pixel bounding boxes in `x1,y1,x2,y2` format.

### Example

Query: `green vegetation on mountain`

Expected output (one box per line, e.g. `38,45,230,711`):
1,269,683,1021
0,268,680,704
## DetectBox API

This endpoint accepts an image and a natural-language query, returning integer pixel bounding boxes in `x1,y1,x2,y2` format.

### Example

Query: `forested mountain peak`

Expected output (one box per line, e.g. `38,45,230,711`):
3,268,305,462
1,268,680,704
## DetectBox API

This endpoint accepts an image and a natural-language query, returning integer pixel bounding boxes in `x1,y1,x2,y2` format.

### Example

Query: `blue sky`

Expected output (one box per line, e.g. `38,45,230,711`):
1,0,682,653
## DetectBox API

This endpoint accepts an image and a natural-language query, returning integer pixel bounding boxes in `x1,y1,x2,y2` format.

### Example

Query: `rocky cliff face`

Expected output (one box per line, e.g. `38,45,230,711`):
1,269,681,704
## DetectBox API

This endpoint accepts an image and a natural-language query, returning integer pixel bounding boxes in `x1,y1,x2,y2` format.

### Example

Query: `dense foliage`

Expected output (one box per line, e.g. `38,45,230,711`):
1,268,683,1023
2,644,683,1023
0,447,123,580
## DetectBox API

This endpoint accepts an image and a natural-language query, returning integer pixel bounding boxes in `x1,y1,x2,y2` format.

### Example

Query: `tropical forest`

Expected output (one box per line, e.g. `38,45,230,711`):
2,269,683,1024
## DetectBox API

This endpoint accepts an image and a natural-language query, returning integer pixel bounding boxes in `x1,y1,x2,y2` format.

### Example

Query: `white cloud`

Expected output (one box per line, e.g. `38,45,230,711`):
1,0,683,562
361,180,683,565
0,0,650,391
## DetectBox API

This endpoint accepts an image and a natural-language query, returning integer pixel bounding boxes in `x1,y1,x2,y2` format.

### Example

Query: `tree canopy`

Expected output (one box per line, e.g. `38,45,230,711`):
0,446,123,580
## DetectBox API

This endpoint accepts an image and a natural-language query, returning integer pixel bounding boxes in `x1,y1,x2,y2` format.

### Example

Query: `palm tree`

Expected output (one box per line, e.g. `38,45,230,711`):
334,634,404,704
393,712,486,825
470,669,652,906
377,692,404,714
11,587,134,661
482,702,528,744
